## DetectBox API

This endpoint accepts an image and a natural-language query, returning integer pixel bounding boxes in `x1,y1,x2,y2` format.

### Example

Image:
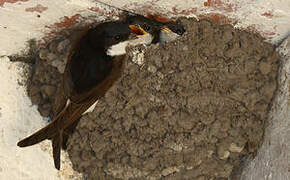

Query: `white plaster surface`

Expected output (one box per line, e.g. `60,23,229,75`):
0,0,115,56
0,0,289,179
0,57,60,179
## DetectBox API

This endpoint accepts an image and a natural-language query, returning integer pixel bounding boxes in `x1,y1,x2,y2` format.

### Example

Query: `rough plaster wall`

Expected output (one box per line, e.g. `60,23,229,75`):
0,0,289,179
0,58,60,179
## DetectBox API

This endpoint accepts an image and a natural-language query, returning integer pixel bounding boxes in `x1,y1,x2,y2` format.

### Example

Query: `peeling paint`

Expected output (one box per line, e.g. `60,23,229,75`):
25,4,48,13
262,12,274,18
172,6,197,16
54,14,81,28
246,24,277,39
0,0,29,7
201,13,233,25
203,0,237,12
204,0,234,12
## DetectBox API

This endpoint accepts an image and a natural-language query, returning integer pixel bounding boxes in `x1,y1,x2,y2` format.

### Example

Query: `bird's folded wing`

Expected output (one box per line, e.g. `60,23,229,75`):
17,55,125,147
65,55,125,104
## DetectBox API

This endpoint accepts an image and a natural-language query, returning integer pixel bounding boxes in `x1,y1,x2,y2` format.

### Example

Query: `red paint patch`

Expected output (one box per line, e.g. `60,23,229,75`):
39,6,122,47
88,6,119,16
172,6,178,14
38,14,82,47
204,0,237,12
180,8,197,15
39,13,93,48
262,12,273,18
25,4,47,13
171,6,197,16
54,14,81,28
246,25,262,35
205,13,233,25
0,0,29,7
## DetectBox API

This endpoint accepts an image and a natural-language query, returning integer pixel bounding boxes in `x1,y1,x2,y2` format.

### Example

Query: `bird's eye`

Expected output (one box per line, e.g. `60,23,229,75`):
143,24,150,31
114,35,121,40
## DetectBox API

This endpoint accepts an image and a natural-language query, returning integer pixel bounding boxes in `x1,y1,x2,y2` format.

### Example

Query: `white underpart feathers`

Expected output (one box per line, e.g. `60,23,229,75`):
106,33,153,56
65,99,98,115
65,99,71,108
106,40,130,56
159,31,180,44
83,100,98,114
136,32,154,46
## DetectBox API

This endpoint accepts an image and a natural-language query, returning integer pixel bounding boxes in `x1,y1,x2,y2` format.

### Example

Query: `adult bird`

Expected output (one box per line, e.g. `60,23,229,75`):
17,20,149,170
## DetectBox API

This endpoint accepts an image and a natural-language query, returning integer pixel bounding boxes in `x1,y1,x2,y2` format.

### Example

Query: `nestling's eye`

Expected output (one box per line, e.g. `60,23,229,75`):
114,35,121,40
176,28,184,35
143,24,150,31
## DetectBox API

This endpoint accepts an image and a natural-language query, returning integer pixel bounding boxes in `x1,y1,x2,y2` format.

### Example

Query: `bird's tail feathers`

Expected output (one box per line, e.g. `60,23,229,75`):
17,105,69,147
52,132,62,170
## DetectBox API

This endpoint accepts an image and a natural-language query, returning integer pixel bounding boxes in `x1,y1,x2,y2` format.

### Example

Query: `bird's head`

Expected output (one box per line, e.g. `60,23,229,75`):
125,15,163,45
159,20,186,43
104,21,156,57
86,21,150,57
87,21,131,50
126,14,186,44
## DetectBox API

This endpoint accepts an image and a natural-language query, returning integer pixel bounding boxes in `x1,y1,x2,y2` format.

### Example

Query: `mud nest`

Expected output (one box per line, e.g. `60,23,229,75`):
25,28,83,118
24,18,279,179
65,18,279,179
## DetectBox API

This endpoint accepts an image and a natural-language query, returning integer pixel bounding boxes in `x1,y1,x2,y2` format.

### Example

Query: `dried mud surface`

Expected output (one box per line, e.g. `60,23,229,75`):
23,18,279,179
22,27,88,119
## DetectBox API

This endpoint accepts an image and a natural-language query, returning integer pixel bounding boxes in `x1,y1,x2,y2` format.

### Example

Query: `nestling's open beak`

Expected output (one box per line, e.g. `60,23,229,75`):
129,25,147,37
161,27,173,33
128,24,154,45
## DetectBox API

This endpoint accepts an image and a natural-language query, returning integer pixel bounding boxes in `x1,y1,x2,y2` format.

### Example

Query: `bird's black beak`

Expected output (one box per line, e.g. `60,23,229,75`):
129,25,147,39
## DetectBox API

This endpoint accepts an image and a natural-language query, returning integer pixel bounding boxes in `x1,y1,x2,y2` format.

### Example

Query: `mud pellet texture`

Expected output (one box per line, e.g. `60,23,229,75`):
66,18,279,180
26,29,77,119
